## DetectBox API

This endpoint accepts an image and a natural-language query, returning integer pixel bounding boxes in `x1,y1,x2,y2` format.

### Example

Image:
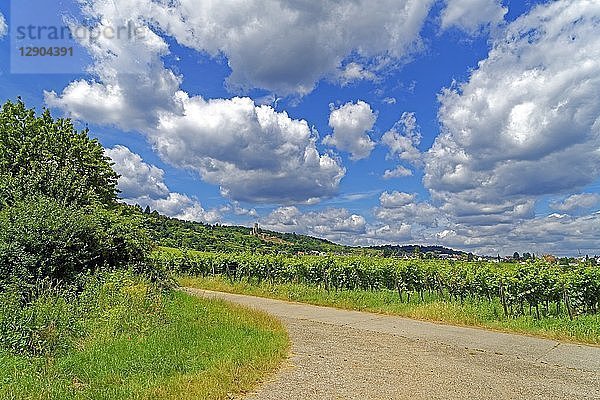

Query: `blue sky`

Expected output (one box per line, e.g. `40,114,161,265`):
1,0,599,255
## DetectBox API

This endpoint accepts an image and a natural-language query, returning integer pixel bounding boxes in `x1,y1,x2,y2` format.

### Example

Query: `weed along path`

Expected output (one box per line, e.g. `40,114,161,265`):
185,288,600,400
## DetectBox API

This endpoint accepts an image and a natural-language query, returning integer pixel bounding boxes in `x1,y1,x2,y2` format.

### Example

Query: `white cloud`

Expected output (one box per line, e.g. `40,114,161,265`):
57,0,434,97
150,0,435,96
46,3,346,205
105,145,168,199
105,145,221,223
139,193,221,224
368,224,413,243
441,0,507,34
261,207,367,239
550,193,600,213
382,111,423,174
379,191,416,208
45,20,182,131
374,201,441,228
337,62,378,86
426,0,600,222
383,166,413,179
0,12,7,39
323,100,377,160
260,205,416,246
506,212,600,256
154,94,345,203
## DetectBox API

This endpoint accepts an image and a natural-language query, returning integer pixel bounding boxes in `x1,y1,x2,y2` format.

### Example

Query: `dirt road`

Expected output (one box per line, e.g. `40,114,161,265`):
186,288,600,400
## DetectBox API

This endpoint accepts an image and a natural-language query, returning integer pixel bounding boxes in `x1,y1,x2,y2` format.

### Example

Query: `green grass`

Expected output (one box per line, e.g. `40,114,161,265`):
180,275,600,346
0,289,289,400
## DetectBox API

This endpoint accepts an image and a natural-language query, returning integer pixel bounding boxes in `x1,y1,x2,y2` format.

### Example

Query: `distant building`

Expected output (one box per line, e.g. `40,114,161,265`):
251,223,260,236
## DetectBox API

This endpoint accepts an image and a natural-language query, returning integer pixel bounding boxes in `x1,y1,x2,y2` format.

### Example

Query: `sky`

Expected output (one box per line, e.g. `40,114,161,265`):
0,0,599,256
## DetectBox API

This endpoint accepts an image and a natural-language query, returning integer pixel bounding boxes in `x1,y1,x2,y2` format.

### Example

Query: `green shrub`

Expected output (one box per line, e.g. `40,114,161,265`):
0,197,153,292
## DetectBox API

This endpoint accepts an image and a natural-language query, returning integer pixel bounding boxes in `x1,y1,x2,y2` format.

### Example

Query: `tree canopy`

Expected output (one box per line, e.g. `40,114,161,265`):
0,99,118,208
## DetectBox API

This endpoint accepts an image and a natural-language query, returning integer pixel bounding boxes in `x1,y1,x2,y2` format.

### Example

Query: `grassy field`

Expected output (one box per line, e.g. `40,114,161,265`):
0,287,288,400
180,275,600,346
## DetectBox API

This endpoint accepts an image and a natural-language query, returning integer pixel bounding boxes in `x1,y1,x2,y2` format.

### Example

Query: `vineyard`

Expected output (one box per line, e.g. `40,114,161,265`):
154,248,600,320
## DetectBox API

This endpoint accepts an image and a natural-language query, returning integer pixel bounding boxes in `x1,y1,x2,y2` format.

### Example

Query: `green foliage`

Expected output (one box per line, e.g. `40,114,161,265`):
130,204,374,255
0,282,287,399
0,99,118,209
0,282,82,356
159,248,600,319
0,271,165,357
0,197,153,292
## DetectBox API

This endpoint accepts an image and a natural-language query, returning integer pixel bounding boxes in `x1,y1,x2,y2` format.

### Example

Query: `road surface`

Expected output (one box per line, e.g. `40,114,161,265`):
185,288,600,400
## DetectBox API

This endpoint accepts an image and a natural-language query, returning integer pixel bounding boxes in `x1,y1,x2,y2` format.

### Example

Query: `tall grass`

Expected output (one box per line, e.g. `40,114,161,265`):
0,273,288,399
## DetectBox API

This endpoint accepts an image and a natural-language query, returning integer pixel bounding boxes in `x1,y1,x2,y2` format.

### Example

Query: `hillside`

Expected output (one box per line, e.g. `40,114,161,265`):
130,205,464,257
135,206,376,255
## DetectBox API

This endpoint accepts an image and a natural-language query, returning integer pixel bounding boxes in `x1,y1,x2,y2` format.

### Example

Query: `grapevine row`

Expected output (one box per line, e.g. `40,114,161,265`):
153,249,600,319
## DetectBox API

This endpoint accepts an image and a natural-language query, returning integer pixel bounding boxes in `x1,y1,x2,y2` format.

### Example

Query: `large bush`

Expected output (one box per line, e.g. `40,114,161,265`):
0,99,118,209
0,197,152,292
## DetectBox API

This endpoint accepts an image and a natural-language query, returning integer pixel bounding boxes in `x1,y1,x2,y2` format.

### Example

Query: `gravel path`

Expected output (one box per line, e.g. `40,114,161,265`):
185,288,600,400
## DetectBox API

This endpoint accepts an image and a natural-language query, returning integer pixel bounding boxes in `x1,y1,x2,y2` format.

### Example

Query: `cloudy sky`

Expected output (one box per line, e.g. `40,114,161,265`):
1,0,599,255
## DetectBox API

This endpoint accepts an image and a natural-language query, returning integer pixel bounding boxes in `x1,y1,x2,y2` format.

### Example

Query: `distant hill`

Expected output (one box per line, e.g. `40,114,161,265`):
134,206,376,255
127,204,467,257
368,244,468,257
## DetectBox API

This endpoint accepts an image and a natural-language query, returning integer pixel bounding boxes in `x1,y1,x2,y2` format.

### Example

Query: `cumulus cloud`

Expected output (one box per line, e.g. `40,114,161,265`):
141,193,221,224
261,207,367,239
399,1,600,254
105,145,168,199
105,145,220,223
220,202,259,218
375,201,441,228
426,0,600,223
45,20,182,131
260,204,417,246
379,191,416,208
550,193,600,213
438,212,600,256
505,212,600,256
154,94,345,203
337,62,378,86
149,0,435,96
46,2,346,205
323,101,377,160
0,12,7,39
381,111,422,177
441,0,507,34
53,0,434,97
383,166,413,179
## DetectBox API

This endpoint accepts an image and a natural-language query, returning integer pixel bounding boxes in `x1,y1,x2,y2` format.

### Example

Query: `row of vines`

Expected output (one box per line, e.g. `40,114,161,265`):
153,249,600,319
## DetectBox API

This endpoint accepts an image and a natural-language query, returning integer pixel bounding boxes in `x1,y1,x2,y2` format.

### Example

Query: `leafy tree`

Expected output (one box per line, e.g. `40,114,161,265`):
0,197,152,292
0,99,118,209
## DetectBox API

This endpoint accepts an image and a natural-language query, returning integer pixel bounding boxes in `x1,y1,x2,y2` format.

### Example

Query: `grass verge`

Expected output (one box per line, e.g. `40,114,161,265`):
180,275,600,346
0,283,288,400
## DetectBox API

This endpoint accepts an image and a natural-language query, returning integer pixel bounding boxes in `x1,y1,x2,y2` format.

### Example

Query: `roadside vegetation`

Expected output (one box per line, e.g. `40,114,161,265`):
0,100,288,399
181,276,600,345
153,248,600,345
